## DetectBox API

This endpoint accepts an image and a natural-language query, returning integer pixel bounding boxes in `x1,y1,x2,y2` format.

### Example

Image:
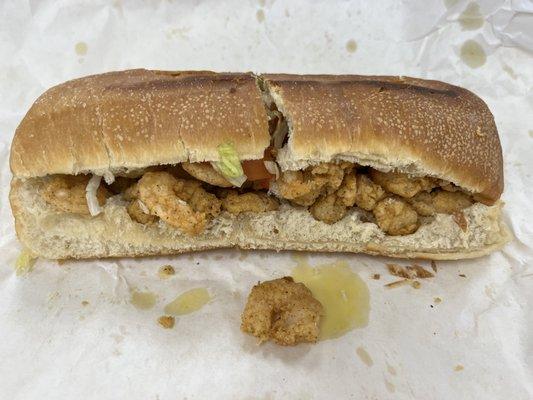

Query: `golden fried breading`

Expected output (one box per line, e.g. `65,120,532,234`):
241,277,323,346
277,170,328,206
277,162,353,206
135,171,218,235
353,174,386,211
407,191,435,216
369,169,437,198
408,190,473,216
41,175,108,215
181,162,232,187
336,171,357,207
310,193,347,224
373,197,419,235
127,199,157,224
221,190,279,215
432,190,473,214
175,179,221,217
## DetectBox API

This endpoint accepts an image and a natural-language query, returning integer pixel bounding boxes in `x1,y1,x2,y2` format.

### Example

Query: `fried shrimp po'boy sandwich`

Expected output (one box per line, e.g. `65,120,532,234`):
9,70,511,260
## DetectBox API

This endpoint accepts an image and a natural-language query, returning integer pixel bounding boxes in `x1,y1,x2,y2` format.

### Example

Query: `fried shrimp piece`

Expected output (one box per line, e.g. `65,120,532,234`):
336,171,357,207
221,190,279,215
277,162,353,206
134,171,218,235
353,174,386,211
432,190,473,214
408,190,473,216
181,162,233,187
369,169,437,198
310,193,347,224
174,179,221,217
373,197,419,235
276,170,328,206
42,175,108,215
127,199,157,224
241,277,323,346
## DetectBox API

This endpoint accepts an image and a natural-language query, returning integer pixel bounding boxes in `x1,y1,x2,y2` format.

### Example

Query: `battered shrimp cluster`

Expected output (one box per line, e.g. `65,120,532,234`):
241,277,323,346
277,162,475,236
40,159,476,237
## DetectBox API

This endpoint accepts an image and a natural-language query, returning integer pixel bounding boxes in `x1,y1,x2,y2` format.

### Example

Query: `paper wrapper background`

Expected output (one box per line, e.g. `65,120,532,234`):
0,0,532,398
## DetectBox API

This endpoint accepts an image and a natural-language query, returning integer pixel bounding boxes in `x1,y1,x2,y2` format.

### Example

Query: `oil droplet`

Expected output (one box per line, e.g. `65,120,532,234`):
460,40,486,69
454,364,464,371
458,3,483,30
529,130,533,138
387,364,397,376
291,256,370,340
75,41,88,56
444,0,459,8
434,297,442,304
346,39,357,53
164,288,210,316
384,379,396,393
158,265,175,279
130,290,157,310
356,347,373,367
256,9,265,23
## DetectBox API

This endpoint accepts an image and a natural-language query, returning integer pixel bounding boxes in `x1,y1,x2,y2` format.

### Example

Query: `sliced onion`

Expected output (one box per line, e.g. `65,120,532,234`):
103,171,115,185
263,160,280,180
86,175,103,216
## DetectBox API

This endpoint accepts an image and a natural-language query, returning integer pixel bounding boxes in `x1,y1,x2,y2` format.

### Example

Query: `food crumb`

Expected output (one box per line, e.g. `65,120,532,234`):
256,9,265,22
431,260,437,273
372,273,380,280
411,281,421,289
158,265,175,279
81,300,89,306
387,263,434,279
157,315,175,329
384,279,410,289
454,364,464,372
434,297,442,304
459,274,467,278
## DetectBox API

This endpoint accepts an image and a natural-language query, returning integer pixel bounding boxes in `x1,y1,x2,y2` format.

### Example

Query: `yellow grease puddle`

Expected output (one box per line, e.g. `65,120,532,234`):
458,2,483,30
291,256,370,340
164,288,211,316
130,290,157,310
460,40,486,68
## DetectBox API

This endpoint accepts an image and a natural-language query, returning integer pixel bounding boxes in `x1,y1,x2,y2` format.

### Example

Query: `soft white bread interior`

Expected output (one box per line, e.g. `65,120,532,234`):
10,178,511,260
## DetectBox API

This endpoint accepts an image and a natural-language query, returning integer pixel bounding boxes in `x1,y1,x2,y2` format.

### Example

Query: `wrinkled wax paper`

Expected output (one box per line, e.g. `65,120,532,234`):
0,0,532,399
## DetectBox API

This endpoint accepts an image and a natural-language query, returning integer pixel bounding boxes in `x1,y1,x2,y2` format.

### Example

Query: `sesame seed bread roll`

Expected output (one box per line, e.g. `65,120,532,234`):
9,70,511,260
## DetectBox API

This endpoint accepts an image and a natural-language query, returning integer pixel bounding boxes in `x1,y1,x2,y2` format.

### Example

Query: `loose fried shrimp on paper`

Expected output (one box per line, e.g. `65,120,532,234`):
241,277,323,346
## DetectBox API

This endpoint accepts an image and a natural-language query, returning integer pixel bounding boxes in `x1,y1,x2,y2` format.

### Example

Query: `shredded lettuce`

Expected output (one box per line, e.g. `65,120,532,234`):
212,142,247,187
15,248,36,276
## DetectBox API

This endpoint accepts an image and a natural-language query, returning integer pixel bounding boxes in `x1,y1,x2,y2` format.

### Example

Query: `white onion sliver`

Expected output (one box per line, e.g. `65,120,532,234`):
86,175,103,216
263,161,280,180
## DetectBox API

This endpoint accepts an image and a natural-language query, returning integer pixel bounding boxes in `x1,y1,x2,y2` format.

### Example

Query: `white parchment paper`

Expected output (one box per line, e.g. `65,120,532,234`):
0,0,532,399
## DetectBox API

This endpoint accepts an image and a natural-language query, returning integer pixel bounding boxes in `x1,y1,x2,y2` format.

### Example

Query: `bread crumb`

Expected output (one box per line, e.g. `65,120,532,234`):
387,264,434,279
411,281,421,289
158,265,175,279
81,300,89,306
157,315,175,329
384,279,410,288
454,364,464,371
459,274,467,278
434,297,442,304
431,260,437,273
372,273,381,280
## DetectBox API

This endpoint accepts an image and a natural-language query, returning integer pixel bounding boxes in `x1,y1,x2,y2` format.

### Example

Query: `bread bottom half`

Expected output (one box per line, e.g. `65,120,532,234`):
10,178,512,260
